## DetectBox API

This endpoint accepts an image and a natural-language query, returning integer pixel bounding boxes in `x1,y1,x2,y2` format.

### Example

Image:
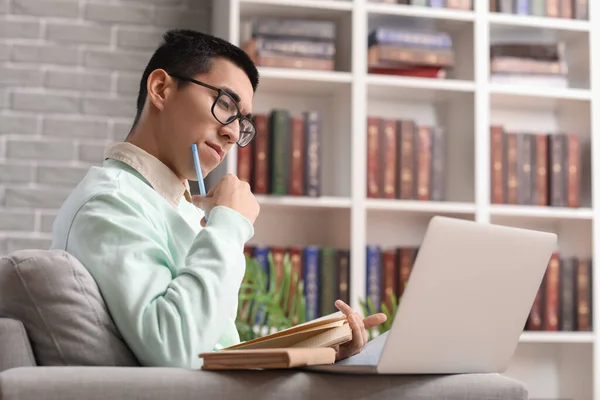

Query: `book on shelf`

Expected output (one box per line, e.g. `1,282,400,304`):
369,0,472,10
367,117,446,201
526,252,593,332
490,125,583,207
240,18,336,71
199,312,350,370
367,26,455,79
490,0,588,20
489,42,569,88
237,109,322,197
242,245,351,323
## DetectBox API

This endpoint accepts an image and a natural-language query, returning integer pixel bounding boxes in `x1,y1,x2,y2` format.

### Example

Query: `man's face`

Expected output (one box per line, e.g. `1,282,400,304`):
157,57,254,180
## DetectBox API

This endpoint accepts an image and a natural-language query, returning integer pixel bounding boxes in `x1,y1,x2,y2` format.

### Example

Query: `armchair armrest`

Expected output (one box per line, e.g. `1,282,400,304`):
0,318,36,372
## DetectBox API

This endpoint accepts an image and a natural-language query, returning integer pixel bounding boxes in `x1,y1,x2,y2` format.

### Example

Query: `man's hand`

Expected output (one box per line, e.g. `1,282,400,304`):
333,299,387,361
192,173,260,226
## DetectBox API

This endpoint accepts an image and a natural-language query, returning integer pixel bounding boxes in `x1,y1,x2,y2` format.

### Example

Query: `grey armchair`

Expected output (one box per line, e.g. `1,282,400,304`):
0,249,529,400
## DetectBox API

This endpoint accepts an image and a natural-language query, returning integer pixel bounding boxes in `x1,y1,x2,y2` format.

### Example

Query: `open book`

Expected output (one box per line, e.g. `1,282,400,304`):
199,312,352,370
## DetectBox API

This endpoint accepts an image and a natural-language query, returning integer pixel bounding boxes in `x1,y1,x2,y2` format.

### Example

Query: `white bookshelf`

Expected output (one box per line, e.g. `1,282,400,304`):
211,0,598,399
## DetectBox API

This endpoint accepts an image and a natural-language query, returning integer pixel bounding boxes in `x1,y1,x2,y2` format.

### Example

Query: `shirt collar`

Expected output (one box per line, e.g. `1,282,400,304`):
104,142,193,208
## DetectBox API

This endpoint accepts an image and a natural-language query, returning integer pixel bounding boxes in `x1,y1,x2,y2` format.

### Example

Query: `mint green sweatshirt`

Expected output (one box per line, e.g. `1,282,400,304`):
50,146,253,369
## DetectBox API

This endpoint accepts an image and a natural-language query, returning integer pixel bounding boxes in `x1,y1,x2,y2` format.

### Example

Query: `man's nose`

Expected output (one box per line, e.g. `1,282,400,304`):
218,119,240,143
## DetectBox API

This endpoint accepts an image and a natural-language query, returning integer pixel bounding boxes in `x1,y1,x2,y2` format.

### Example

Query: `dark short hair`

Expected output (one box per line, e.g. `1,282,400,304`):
131,29,260,129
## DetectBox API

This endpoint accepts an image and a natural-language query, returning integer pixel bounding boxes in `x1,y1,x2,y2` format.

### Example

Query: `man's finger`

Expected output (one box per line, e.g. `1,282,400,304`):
334,299,353,316
363,313,387,330
192,195,205,209
349,314,364,351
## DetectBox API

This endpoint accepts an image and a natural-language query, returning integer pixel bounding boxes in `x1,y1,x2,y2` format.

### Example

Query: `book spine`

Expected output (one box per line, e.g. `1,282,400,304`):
546,0,560,16
560,0,573,18
254,37,335,59
252,114,270,194
490,125,504,204
382,250,397,312
543,252,560,331
397,248,416,297
577,258,592,331
366,245,382,312
535,134,549,206
430,127,445,201
367,28,452,49
253,246,270,324
505,132,518,204
251,19,336,41
289,116,305,196
269,109,290,195
575,0,588,19
549,134,566,206
336,250,350,304
319,247,338,316
303,246,320,321
560,257,577,331
499,0,513,13
567,134,580,208
531,0,547,16
304,111,321,197
398,120,416,200
416,126,432,201
236,141,253,186
515,0,530,14
367,117,381,198
380,118,397,199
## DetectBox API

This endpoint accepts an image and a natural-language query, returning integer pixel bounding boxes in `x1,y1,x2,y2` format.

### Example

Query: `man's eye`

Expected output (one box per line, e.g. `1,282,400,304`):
218,98,232,110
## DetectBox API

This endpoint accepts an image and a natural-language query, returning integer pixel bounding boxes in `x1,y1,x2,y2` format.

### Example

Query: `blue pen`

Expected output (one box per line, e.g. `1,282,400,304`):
191,144,208,221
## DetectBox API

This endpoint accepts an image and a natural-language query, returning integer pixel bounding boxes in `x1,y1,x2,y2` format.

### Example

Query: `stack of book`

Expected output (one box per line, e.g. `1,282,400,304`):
490,0,588,19
489,42,569,88
367,26,455,79
366,117,446,201
241,17,336,71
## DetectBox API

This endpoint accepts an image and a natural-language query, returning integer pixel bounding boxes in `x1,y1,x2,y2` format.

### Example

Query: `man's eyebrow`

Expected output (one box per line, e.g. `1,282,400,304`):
222,86,251,117
222,86,240,103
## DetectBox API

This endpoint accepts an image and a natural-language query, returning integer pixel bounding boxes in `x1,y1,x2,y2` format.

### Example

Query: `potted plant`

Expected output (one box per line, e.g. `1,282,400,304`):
235,251,307,342
359,289,403,340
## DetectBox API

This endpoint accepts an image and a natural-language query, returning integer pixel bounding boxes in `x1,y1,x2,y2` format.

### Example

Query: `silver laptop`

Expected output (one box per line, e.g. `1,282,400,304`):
307,216,557,374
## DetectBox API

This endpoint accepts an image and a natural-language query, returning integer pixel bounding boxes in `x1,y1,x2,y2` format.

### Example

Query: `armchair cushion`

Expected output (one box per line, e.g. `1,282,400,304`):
0,318,36,372
0,249,139,366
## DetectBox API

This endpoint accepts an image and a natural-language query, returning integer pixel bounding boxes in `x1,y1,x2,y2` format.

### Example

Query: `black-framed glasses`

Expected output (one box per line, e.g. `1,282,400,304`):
169,73,256,147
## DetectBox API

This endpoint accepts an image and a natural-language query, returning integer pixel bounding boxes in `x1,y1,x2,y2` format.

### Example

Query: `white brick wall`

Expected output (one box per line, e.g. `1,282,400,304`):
0,0,212,254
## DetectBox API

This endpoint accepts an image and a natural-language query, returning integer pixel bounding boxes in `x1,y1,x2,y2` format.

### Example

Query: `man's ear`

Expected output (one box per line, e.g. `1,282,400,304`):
146,69,175,112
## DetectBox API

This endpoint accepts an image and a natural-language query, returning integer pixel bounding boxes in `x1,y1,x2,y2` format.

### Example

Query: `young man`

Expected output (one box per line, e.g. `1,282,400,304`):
50,29,386,369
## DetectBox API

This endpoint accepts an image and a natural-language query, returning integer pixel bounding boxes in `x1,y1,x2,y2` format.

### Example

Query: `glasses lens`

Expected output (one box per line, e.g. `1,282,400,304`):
238,118,256,147
213,92,237,125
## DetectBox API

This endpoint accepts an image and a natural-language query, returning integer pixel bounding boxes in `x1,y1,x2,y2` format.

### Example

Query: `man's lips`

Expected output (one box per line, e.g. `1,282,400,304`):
206,142,224,161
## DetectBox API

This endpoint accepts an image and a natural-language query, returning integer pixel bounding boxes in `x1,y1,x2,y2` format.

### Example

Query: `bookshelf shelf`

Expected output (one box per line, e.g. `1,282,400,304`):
212,1,598,399
256,195,352,209
520,331,595,344
257,67,352,94
366,3,475,23
365,199,476,215
489,85,591,109
488,12,590,32
367,75,475,101
239,0,354,16
489,205,594,221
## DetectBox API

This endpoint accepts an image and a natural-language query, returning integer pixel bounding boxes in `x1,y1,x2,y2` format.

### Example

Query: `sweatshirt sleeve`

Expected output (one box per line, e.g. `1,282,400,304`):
64,189,253,369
